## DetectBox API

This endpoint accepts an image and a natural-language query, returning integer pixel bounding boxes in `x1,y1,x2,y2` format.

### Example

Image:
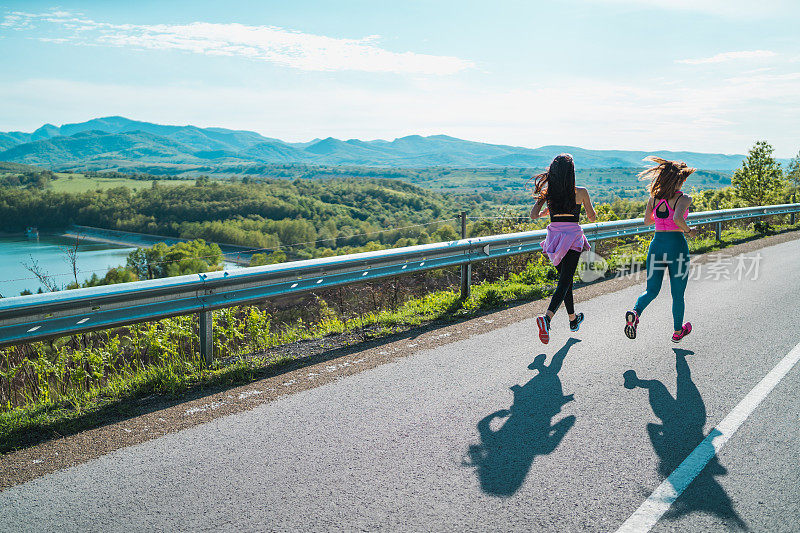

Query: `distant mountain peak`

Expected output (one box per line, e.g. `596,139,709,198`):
306,137,353,155
32,123,59,134
29,124,61,142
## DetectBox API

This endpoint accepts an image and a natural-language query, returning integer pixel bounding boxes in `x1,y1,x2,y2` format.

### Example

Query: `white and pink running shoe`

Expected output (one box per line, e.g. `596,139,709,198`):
625,310,639,340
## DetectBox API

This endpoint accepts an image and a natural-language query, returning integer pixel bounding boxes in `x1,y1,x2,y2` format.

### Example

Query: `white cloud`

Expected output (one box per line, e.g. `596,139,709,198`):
0,11,475,75
676,50,777,65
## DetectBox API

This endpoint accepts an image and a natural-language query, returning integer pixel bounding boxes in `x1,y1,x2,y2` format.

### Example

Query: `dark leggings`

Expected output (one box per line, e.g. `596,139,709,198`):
547,249,581,315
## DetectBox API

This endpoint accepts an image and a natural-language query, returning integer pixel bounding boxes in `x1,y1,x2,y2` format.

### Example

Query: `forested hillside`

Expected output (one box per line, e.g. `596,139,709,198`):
0,177,470,257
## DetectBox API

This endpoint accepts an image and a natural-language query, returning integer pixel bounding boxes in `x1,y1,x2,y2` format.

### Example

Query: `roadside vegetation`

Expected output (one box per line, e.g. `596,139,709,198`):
0,140,798,453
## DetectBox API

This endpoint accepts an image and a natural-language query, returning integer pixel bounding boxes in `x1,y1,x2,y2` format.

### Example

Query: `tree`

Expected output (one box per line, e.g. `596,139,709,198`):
732,141,784,206
21,255,58,292
594,204,618,222
787,150,800,189
60,234,82,287
432,225,459,242
102,267,139,285
249,250,287,266
82,267,139,287
125,240,223,280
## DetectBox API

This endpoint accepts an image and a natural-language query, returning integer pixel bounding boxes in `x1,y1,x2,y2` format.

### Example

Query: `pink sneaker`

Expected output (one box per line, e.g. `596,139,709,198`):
672,322,692,343
625,310,639,339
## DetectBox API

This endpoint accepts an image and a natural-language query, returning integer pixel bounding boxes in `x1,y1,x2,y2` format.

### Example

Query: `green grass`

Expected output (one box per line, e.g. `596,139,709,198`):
0,353,294,453
49,174,195,192
1,219,798,454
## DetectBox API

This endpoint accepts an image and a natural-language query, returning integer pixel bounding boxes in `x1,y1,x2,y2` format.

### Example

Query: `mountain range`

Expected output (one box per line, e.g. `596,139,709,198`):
0,116,765,172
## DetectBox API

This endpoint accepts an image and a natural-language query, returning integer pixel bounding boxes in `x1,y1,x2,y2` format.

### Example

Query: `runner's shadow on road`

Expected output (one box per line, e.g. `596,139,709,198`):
464,337,579,497
623,349,747,530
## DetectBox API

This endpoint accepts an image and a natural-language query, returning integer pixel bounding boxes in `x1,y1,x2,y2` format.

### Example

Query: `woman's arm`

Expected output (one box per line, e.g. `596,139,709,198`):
530,198,548,219
672,195,697,237
578,188,596,222
643,197,655,225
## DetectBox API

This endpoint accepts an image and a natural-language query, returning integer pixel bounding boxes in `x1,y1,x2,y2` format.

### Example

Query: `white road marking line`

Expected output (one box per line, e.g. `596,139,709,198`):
616,340,800,533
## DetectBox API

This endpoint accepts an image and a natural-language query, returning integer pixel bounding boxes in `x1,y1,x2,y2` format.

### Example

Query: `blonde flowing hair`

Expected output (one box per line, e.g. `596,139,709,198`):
638,156,696,200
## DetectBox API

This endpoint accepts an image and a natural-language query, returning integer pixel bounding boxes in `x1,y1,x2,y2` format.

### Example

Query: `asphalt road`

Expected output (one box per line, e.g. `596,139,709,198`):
2,238,799,532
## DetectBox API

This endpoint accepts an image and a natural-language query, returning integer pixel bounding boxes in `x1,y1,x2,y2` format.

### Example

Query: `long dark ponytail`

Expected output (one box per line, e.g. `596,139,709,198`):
532,153,576,214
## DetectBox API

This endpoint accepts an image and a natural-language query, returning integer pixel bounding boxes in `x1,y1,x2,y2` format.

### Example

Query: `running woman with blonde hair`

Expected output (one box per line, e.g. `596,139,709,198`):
625,157,697,343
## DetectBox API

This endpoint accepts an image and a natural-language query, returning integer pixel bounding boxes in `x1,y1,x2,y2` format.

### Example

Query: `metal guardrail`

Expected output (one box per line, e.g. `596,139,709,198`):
1,203,799,361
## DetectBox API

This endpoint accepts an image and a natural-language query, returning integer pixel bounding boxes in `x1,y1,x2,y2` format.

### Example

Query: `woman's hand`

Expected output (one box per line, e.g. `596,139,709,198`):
578,187,596,222
643,197,655,225
530,199,547,219
685,227,698,238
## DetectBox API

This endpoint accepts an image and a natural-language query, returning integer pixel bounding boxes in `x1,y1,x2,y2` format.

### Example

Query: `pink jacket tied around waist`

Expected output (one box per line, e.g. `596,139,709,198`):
540,222,591,266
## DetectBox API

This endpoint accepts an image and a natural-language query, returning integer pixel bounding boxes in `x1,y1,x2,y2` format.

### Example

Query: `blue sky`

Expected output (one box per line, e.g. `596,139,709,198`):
1,0,798,156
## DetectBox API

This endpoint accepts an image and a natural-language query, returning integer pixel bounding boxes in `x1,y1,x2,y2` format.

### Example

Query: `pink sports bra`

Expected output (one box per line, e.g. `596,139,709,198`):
653,192,688,232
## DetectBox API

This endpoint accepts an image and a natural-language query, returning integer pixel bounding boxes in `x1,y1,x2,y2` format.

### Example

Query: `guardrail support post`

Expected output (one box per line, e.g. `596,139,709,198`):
460,211,471,299
199,310,213,366
715,221,722,241
792,194,797,225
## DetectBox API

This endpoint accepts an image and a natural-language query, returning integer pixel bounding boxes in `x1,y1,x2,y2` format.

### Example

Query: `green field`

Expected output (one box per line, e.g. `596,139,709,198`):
47,173,195,192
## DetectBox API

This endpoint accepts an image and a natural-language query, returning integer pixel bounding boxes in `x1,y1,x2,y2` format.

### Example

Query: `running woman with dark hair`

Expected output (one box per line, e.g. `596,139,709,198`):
625,156,698,343
530,153,596,344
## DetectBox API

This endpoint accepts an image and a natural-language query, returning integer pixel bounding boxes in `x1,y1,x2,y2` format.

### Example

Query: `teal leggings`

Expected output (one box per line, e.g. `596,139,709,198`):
634,232,690,331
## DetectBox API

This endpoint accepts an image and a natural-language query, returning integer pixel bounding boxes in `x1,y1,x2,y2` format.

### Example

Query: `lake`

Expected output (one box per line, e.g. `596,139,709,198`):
0,234,242,298
0,234,135,297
